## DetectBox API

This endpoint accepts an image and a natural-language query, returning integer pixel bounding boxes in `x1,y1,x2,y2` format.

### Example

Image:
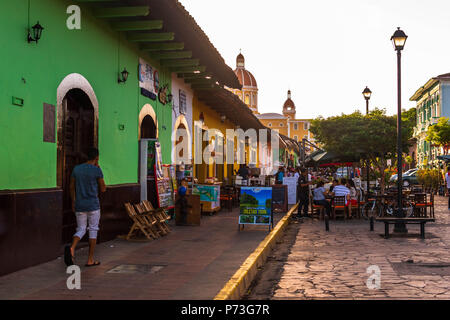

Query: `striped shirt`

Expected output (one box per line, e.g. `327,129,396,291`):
333,185,350,204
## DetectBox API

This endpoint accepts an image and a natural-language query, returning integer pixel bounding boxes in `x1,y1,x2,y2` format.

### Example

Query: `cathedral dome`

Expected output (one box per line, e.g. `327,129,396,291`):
283,90,295,109
234,53,257,88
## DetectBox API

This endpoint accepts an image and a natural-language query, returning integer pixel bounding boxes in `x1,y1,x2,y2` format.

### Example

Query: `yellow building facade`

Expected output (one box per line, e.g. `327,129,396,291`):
230,52,314,146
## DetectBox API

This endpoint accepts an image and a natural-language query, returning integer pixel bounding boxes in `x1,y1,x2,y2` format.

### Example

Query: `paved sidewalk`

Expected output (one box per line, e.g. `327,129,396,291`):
272,196,450,300
0,207,283,300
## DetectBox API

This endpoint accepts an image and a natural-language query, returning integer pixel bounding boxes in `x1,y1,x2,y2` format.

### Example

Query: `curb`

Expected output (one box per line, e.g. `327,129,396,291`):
214,203,299,300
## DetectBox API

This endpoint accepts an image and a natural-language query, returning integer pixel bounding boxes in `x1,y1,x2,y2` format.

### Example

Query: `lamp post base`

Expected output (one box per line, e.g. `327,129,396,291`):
393,222,408,234
393,208,408,233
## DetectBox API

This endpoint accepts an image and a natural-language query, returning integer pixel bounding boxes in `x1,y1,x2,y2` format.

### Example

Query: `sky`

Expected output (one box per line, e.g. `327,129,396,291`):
179,0,450,119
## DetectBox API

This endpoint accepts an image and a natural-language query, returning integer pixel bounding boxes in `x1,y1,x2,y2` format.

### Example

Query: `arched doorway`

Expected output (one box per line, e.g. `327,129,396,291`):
59,88,96,243
141,115,157,139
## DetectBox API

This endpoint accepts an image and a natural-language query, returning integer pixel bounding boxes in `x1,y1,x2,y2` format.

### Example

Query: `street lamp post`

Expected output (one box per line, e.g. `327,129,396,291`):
362,87,372,195
391,27,408,233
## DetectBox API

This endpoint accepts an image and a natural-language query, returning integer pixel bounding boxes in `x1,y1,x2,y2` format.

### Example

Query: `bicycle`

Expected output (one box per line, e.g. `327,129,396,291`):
361,193,414,219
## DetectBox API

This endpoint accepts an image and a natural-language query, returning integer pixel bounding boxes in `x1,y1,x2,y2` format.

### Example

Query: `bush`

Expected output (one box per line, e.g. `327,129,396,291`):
417,168,442,192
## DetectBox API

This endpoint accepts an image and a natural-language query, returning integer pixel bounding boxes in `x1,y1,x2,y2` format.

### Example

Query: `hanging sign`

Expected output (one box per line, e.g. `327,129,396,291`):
139,58,157,100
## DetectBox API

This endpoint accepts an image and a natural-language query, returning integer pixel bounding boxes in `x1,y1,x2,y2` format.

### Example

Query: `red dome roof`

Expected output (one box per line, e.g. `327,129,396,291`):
284,99,295,109
234,68,257,88
234,52,257,88
283,90,295,109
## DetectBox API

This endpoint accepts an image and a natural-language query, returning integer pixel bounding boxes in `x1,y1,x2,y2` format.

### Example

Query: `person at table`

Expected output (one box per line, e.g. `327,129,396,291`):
296,168,312,219
331,178,351,216
313,181,331,217
347,180,359,206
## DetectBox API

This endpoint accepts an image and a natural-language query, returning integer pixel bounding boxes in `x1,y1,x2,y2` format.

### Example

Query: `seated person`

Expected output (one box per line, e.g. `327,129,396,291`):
347,180,359,206
331,178,351,216
312,181,331,217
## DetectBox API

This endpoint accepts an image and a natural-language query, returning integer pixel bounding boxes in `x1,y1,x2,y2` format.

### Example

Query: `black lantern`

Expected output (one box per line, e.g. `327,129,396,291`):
167,92,173,103
28,21,44,43
362,86,372,101
118,68,129,83
391,27,408,51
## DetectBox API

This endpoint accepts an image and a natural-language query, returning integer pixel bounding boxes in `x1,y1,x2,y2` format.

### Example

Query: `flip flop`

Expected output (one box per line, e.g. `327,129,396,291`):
64,245,74,266
85,261,101,267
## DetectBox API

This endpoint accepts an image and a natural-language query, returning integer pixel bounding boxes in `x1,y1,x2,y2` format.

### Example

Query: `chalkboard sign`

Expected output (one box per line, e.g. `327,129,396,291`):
272,185,288,213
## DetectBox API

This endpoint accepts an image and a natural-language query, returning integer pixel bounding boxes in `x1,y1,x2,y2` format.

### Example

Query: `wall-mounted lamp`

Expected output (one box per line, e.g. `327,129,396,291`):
118,68,129,83
167,92,173,103
27,21,44,43
220,115,226,123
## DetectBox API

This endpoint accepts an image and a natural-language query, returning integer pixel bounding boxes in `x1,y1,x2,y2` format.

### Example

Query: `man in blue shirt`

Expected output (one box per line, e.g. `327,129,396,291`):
64,148,106,267
275,167,284,184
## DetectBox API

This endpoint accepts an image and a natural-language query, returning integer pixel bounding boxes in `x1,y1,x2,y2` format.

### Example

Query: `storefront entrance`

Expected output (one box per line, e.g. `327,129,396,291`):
59,89,95,243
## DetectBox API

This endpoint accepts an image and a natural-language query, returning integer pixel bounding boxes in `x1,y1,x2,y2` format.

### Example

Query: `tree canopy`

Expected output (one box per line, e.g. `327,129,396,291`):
425,117,450,147
309,107,416,191
310,108,415,161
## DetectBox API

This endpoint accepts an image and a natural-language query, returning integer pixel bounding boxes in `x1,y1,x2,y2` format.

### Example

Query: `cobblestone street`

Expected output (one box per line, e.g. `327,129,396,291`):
250,196,450,300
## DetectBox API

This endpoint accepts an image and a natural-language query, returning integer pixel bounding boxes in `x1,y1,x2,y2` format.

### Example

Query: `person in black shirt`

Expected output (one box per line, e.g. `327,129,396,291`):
296,168,311,219
237,165,249,180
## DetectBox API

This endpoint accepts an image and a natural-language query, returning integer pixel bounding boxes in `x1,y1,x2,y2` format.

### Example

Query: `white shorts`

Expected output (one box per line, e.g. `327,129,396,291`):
74,209,101,239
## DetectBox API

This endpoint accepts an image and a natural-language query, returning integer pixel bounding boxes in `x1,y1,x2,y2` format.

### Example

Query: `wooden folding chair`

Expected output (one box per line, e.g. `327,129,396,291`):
135,202,169,236
124,203,159,240
143,200,171,222
332,196,347,220
142,200,171,234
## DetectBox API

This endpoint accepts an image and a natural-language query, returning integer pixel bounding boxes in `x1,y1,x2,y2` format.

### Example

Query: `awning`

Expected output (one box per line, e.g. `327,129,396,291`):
305,150,361,167
437,155,450,161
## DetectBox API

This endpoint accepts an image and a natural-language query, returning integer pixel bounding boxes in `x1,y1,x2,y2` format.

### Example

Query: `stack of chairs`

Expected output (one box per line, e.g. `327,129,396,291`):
124,200,171,241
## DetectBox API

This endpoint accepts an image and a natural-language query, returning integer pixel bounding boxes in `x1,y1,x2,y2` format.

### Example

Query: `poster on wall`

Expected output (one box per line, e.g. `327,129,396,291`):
283,177,298,205
139,57,158,100
239,187,273,229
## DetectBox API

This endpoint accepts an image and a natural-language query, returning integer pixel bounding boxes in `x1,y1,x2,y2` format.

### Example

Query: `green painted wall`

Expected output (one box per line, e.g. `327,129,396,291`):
0,0,172,190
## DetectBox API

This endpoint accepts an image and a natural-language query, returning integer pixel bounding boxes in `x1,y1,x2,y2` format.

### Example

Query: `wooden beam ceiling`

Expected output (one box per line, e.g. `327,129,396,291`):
110,20,163,31
127,32,175,42
151,51,192,60
161,59,199,68
140,42,184,51
93,6,150,18
170,66,206,73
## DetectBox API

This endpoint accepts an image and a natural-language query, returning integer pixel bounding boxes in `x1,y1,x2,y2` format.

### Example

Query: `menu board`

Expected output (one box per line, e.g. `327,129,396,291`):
239,187,273,227
272,185,288,213
283,177,298,205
